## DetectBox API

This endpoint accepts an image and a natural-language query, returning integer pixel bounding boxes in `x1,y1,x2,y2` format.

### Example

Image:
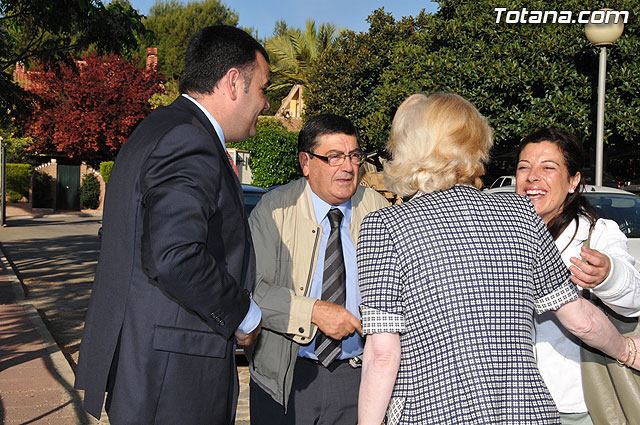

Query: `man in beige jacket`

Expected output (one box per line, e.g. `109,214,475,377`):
246,114,388,424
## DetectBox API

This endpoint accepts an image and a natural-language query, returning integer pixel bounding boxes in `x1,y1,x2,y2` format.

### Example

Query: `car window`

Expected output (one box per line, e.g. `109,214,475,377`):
243,192,265,216
584,193,640,237
490,177,504,189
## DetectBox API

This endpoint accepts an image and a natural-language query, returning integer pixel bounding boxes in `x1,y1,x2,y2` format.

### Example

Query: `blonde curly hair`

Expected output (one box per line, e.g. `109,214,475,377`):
384,92,494,197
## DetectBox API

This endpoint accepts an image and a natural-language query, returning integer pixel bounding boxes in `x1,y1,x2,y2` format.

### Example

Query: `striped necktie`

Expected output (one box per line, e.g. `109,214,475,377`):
225,149,238,176
315,208,346,367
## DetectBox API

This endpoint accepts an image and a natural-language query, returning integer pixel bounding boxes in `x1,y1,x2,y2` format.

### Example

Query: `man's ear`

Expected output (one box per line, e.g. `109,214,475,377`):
225,68,241,101
299,152,310,177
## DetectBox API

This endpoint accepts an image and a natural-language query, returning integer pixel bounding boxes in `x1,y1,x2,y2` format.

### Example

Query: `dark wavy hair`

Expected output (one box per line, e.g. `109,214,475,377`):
517,128,598,247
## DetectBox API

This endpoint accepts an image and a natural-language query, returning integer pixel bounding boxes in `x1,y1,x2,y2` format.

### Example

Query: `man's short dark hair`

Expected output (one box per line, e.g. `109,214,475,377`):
298,114,362,154
179,25,268,95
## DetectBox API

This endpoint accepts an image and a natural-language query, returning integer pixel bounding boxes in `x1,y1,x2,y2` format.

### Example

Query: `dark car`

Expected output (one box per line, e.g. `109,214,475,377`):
241,184,268,217
99,184,268,238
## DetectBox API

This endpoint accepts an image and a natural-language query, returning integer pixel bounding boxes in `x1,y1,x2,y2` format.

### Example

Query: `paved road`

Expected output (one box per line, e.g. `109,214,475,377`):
0,216,101,366
0,215,250,424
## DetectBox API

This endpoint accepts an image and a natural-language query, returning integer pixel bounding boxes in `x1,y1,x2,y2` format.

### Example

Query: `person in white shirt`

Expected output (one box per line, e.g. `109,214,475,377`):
515,127,640,425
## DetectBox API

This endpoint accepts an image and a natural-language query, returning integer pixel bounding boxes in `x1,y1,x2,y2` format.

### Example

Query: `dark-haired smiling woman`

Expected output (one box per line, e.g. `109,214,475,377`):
515,127,640,425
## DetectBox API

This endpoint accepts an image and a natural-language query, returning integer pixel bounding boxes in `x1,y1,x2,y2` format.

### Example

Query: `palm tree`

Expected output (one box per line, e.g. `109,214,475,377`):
265,19,341,92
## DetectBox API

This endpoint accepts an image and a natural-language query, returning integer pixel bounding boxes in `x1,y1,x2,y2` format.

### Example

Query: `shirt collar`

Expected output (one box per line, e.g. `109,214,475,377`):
181,93,226,150
307,183,352,225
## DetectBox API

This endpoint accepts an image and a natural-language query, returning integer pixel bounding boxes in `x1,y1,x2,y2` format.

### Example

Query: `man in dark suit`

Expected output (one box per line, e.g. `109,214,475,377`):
74,25,269,425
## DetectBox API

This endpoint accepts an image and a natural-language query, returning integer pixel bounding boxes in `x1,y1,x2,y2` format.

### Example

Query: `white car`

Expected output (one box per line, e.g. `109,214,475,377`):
484,185,640,269
486,175,516,190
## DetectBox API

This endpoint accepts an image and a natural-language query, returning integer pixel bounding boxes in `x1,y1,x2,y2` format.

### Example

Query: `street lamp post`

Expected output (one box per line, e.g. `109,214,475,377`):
584,9,624,186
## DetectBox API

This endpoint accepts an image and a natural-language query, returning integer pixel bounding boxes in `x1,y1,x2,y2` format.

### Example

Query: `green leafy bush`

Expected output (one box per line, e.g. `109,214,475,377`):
80,173,101,209
32,172,53,208
257,117,287,131
100,161,114,184
7,189,23,202
6,163,33,201
229,127,300,188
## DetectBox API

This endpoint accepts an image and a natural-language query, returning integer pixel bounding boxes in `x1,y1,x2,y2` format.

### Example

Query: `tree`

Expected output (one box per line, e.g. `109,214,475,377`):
0,0,147,127
22,52,164,162
140,0,239,81
305,8,430,152
306,1,640,183
265,19,341,92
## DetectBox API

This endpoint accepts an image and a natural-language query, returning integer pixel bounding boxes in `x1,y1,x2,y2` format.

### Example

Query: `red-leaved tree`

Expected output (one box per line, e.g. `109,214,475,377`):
23,52,164,162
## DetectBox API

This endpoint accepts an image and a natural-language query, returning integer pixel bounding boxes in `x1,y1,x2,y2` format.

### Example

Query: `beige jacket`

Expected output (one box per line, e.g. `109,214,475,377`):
245,177,388,409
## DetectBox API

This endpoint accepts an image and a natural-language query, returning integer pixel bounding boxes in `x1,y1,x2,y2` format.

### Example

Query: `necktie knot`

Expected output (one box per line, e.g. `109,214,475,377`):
327,208,343,230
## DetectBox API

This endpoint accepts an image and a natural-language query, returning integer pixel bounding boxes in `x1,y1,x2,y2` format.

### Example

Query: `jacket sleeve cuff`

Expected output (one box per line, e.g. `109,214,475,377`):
287,296,318,340
592,253,632,301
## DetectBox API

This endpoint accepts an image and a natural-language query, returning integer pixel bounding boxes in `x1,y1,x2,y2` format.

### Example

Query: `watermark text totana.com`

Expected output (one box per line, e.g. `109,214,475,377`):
494,8,629,24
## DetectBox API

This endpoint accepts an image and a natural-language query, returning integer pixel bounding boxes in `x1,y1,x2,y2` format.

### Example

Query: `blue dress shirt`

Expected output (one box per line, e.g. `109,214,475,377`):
298,187,363,360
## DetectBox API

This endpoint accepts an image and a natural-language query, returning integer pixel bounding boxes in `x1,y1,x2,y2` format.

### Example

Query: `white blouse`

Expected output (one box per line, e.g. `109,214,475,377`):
534,215,640,413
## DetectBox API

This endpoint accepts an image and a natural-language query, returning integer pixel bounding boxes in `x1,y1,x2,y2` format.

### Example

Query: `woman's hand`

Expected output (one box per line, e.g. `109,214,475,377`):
569,246,611,289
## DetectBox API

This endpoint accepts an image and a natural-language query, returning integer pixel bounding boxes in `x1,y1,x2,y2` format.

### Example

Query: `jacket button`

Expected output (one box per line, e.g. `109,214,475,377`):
299,327,304,333
301,337,306,341
312,230,315,233
299,287,304,291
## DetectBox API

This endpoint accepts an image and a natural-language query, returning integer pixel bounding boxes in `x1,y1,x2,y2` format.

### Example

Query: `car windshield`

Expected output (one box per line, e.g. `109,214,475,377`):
584,193,640,238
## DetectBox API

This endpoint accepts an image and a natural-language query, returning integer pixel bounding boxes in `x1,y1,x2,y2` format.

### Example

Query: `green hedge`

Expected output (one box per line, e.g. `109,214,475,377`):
80,173,101,209
229,127,300,188
7,163,33,201
100,161,114,184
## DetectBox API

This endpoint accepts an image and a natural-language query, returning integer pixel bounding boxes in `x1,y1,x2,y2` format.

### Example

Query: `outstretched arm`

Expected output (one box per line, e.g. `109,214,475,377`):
554,297,639,369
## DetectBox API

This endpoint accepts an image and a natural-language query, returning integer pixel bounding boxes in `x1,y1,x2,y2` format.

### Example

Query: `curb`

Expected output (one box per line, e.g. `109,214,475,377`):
20,303,87,418
0,244,101,424
0,244,25,301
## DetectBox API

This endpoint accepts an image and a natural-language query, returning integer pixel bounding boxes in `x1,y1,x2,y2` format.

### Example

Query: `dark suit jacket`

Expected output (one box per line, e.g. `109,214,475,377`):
75,96,255,425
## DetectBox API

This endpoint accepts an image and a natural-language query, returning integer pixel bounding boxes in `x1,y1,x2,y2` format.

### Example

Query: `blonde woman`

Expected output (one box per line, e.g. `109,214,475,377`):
357,93,640,425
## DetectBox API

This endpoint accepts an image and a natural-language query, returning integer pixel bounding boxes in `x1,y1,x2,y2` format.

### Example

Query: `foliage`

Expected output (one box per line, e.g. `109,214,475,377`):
228,127,300,187
265,19,341,94
6,163,33,201
99,161,114,184
149,78,179,109
257,117,287,131
305,9,430,152
80,172,101,209
139,0,239,81
0,0,147,127
21,52,164,162
31,172,53,208
306,1,640,183
0,127,36,163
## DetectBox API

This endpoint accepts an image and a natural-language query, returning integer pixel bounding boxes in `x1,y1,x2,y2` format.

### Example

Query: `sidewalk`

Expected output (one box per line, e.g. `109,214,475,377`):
0,217,250,425
0,246,100,424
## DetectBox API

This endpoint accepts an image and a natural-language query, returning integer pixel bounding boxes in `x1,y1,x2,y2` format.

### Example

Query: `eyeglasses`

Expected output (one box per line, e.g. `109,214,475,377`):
305,151,365,167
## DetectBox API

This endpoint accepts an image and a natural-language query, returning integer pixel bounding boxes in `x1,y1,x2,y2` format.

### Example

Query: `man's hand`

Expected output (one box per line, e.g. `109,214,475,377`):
311,300,362,340
235,320,262,346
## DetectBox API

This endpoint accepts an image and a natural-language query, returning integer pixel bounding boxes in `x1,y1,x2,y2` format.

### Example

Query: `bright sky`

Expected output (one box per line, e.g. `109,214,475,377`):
126,0,440,39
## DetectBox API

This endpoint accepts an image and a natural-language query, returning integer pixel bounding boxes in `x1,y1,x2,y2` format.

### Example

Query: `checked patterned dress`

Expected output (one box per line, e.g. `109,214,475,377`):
358,185,578,425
